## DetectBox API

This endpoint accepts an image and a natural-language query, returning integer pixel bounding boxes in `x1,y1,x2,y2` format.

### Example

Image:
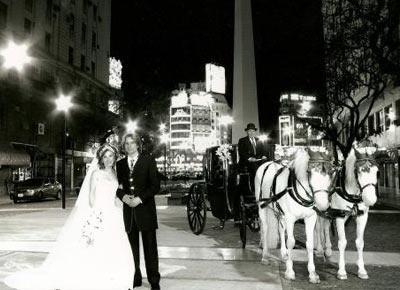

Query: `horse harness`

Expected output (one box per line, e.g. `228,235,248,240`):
323,157,378,219
258,159,336,216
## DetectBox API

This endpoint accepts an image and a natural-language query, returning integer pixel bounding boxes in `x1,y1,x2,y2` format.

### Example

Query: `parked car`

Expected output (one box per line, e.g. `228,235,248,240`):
10,178,62,203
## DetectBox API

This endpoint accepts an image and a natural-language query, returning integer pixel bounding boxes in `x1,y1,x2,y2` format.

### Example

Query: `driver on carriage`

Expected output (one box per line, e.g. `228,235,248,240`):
232,123,268,225
238,123,268,186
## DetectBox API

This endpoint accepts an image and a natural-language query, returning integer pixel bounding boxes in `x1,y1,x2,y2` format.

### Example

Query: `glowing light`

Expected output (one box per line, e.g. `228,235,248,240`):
159,123,167,132
388,110,395,121
125,120,138,133
109,57,122,89
0,40,32,72
259,134,269,142
160,133,169,144
205,63,226,94
190,92,214,107
219,115,234,126
171,91,188,107
301,101,312,112
55,94,73,112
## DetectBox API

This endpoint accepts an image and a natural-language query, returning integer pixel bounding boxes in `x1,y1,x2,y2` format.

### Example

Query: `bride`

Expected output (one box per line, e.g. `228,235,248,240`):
5,144,134,290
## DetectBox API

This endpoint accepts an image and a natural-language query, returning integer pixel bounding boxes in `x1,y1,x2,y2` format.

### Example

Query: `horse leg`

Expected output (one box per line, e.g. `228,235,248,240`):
336,217,348,280
356,213,369,279
324,218,333,261
284,217,296,280
280,219,288,261
315,216,325,258
258,206,268,262
305,214,320,284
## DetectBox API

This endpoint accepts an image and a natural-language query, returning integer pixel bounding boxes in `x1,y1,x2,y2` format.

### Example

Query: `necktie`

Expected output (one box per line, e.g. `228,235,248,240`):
251,138,256,155
130,158,135,171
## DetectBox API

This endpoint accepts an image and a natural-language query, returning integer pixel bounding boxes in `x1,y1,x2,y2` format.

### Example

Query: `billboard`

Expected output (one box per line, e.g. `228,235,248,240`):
205,63,226,94
279,115,323,146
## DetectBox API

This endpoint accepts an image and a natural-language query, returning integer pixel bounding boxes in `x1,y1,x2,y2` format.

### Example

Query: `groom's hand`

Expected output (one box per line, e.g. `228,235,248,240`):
122,195,134,206
131,197,142,208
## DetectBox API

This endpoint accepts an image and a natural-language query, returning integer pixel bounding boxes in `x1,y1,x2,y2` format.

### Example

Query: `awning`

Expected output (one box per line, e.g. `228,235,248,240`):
0,144,31,167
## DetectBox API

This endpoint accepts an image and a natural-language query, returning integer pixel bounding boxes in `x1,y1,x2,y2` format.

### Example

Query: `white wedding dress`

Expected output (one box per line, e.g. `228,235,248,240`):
5,169,134,290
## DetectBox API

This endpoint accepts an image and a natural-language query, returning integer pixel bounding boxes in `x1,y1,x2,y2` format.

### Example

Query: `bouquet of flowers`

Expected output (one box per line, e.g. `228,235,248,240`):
81,210,103,246
216,144,233,163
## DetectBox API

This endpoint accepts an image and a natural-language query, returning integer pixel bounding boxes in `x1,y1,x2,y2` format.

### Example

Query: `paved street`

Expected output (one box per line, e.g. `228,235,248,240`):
0,196,400,289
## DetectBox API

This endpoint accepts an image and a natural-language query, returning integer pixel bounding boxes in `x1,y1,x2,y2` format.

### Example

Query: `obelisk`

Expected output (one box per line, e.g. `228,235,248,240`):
232,0,259,143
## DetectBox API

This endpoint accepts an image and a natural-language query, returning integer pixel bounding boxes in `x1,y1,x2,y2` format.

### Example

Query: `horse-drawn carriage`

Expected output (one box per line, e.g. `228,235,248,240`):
186,144,261,248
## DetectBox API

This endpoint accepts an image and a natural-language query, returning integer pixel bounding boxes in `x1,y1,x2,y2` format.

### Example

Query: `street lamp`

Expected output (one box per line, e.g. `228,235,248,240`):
125,119,138,133
55,94,73,209
0,40,32,72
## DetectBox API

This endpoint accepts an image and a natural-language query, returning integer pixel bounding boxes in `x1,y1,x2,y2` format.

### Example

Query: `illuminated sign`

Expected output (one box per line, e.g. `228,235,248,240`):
109,57,122,89
171,91,188,107
205,63,226,94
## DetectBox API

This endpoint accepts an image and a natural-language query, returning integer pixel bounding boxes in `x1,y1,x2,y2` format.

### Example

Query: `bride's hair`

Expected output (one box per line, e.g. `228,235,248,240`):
96,143,118,169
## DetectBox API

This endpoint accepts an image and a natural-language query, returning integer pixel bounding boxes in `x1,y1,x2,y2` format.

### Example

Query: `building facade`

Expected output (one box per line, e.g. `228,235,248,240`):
0,0,122,196
167,82,231,174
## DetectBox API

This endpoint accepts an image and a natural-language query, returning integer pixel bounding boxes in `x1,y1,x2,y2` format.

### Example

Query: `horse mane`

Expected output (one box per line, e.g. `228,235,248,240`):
345,148,358,190
291,149,310,183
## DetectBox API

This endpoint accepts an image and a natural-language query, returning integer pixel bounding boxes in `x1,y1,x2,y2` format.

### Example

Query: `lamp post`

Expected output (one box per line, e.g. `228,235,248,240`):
160,126,169,188
55,94,73,209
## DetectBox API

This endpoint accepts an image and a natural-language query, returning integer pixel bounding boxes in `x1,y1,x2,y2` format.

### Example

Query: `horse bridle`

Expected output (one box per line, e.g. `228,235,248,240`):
354,157,378,194
306,159,337,196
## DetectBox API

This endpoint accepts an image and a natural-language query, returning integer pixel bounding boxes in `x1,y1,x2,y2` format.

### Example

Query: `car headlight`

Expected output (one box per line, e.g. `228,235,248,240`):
26,189,36,195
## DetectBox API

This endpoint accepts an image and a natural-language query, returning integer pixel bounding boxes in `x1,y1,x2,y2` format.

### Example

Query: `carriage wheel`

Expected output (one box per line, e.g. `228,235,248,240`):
187,183,207,235
239,195,247,249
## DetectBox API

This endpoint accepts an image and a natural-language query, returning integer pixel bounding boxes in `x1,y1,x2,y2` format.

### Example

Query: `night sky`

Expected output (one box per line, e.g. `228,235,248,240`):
111,0,325,133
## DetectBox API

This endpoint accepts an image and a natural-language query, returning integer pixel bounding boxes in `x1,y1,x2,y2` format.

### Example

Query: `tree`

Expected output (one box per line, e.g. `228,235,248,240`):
316,0,400,159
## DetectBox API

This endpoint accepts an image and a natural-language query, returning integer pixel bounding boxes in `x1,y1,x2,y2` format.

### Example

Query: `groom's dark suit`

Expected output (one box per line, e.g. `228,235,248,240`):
116,154,160,288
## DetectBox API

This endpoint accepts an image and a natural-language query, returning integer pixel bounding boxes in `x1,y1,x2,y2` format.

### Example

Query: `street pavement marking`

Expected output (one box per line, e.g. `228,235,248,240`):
0,205,169,212
0,242,399,267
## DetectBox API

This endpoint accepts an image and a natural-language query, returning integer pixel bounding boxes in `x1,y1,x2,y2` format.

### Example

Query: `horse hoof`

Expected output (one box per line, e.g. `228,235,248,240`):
309,276,320,284
358,272,369,280
261,257,269,265
285,272,296,280
337,273,347,280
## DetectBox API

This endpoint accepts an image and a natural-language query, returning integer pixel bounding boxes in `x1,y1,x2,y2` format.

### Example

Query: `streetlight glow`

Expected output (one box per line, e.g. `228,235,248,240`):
125,120,138,133
55,94,73,112
0,40,32,72
259,134,269,142
159,122,167,132
160,133,169,144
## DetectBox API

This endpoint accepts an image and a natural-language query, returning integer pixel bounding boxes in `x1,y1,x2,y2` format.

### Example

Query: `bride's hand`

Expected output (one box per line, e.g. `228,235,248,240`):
114,197,123,208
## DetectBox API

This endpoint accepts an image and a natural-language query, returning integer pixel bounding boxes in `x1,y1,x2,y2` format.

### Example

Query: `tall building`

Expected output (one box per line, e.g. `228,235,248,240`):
167,82,231,174
0,0,122,196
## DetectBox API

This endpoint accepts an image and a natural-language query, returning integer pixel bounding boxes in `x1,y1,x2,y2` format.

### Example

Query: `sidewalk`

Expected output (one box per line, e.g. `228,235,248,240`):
3,191,399,208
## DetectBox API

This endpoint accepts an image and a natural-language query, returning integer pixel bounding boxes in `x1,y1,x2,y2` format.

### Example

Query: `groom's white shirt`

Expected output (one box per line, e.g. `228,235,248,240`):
127,153,139,171
126,153,142,204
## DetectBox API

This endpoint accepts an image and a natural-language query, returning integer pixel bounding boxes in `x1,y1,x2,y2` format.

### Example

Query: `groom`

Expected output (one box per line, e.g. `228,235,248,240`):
116,133,161,290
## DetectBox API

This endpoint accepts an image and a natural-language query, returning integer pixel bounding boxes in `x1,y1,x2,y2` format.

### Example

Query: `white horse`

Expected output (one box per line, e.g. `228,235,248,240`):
256,148,333,283
315,144,378,280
